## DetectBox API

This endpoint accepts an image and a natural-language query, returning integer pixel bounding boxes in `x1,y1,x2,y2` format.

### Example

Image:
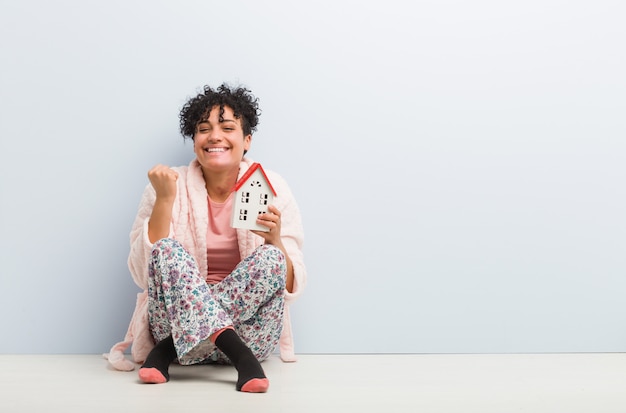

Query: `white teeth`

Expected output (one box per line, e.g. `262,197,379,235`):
207,147,226,152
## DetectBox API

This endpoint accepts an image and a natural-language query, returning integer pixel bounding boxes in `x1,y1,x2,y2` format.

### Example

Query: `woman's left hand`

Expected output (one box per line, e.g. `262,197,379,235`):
252,204,283,246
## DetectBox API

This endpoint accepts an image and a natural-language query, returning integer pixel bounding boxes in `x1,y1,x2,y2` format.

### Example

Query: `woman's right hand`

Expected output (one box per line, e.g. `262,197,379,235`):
148,164,179,201
147,164,178,243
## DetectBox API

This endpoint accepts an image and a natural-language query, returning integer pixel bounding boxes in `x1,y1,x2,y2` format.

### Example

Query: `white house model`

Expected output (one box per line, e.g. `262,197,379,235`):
230,163,277,232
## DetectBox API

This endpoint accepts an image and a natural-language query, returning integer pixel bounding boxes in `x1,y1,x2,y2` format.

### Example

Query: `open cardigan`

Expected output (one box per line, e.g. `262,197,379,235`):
105,158,306,371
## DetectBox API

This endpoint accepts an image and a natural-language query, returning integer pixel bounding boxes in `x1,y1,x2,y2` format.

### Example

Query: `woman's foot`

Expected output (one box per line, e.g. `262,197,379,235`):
138,367,169,384
213,328,269,392
138,335,177,384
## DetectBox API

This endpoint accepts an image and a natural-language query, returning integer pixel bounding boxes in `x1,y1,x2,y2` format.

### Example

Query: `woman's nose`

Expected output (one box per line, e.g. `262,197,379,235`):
207,129,221,142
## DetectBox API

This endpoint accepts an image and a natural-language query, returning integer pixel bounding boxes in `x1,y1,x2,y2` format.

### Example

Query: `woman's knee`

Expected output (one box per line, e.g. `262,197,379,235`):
152,238,181,253
254,245,287,279
255,244,285,262
149,238,198,282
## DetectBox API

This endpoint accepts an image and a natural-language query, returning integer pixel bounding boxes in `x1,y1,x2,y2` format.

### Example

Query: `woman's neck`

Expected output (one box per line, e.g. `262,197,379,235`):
203,167,239,203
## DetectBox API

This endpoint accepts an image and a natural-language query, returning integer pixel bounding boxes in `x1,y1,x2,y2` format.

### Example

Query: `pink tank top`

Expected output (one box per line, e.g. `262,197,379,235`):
206,194,240,284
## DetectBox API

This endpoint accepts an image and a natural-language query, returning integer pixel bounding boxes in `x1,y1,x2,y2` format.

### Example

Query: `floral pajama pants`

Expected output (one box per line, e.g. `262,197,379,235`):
147,238,286,365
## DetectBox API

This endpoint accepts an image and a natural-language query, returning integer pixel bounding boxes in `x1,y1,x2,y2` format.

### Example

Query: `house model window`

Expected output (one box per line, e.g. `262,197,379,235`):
230,163,277,232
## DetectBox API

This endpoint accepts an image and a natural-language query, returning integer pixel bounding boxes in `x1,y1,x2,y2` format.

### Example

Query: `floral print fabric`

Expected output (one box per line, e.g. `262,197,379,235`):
147,238,286,365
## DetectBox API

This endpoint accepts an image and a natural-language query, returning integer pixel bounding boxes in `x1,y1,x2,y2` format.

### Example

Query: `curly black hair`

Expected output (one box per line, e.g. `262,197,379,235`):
179,83,260,140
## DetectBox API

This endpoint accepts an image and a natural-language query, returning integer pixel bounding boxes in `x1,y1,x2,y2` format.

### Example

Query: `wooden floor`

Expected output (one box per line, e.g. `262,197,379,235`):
1,353,626,412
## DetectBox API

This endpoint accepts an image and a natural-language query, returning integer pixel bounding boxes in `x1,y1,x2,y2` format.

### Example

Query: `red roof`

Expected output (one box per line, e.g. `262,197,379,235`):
231,162,277,196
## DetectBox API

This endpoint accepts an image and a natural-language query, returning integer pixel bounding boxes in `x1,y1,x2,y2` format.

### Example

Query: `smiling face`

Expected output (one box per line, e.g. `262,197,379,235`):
193,105,251,175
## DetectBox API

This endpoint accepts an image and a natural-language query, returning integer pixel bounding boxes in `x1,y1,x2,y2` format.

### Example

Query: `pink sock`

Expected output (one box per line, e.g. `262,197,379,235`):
138,367,168,384
240,378,270,393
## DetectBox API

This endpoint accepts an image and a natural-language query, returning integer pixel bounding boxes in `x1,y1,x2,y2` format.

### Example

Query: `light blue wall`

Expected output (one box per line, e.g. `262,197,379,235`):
1,0,625,354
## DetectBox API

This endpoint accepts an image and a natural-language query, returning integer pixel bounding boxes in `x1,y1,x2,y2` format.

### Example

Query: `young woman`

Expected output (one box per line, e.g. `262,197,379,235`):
106,84,306,393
